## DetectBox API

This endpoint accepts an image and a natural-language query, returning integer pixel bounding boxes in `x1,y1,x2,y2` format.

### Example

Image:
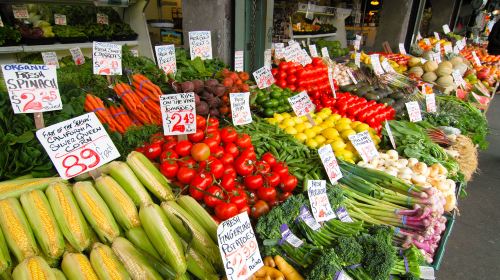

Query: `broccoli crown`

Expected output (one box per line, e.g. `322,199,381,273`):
327,183,345,208
358,226,397,280
401,273,420,280
306,249,344,280
332,236,363,265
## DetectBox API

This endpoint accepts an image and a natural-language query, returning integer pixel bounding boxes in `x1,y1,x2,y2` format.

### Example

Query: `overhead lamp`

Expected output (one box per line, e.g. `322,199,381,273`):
371,0,380,5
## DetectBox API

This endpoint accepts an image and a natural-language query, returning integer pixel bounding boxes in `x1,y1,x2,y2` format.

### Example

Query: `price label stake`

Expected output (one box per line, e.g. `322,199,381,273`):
309,44,318,57
355,52,361,67
12,5,29,19
405,101,422,122
384,121,396,149
443,24,451,34
54,14,67,25
472,51,482,66
425,93,436,113
328,67,336,98
307,180,336,222
288,91,315,124
318,145,342,184
354,34,362,51
321,47,330,58
155,45,177,76
36,113,120,179
234,50,244,72
93,42,122,76
433,32,440,40
264,49,272,67
347,69,357,84
370,54,384,75
348,131,379,163
160,93,196,136
189,31,212,60
217,212,263,280
253,66,275,89
42,52,60,69
274,43,285,59
70,47,85,65
230,92,252,125
96,13,109,25
398,43,407,55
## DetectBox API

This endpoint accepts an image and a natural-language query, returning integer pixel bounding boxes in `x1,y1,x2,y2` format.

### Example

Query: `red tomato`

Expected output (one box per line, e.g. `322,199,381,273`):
229,190,248,209
178,157,196,168
135,145,146,154
188,130,205,143
251,200,270,219
143,142,162,160
239,148,256,161
286,75,297,85
271,68,279,76
235,133,252,148
221,173,237,191
189,185,205,201
234,156,254,176
278,62,290,72
257,186,277,203
191,143,211,161
177,167,196,184
196,115,206,128
277,71,287,80
163,135,177,142
175,140,193,157
206,131,221,144
204,186,226,208
162,140,177,151
277,79,287,88
190,172,213,190
149,133,165,144
272,162,289,179
203,138,220,152
215,203,239,220
160,161,178,179
220,127,238,143
279,192,293,203
160,149,178,163
210,145,224,158
239,205,251,215
244,174,264,190
206,158,224,179
224,142,240,157
207,117,219,129
280,175,298,192
255,160,271,174
264,172,281,188
219,153,235,166
288,84,297,91
261,152,277,166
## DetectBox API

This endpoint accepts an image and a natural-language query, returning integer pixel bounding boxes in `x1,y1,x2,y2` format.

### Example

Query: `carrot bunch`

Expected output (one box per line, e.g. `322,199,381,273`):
113,80,162,126
84,94,132,133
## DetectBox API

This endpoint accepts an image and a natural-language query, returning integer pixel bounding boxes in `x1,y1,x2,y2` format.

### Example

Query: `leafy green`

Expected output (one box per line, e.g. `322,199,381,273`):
173,48,227,82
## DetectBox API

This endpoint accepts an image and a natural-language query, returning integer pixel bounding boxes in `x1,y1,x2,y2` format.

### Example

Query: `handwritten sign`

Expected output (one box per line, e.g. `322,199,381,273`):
274,43,285,59
253,66,275,89
284,44,301,63
234,50,244,72
36,113,120,179
433,32,440,40
471,51,482,66
424,38,431,46
318,145,342,184
189,31,212,60
405,101,422,122
264,49,272,68
354,34,362,50
417,32,423,41
307,180,336,222
299,49,312,66
160,93,196,135
328,67,336,98
42,52,60,69
347,69,357,84
217,212,263,280
230,92,252,126
385,121,396,149
309,44,318,57
1,64,62,114
452,70,466,87
381,59,396,74
425,93,436,113
443,44,452,54
457,38,466,50
69,47,85,65
288,91,315,117
130,49,139,57
12,5,29,19
298,206,321,230
321,47,330,58
93,42,122,76
155,45,177,75
430,52,441,63
336,207,353,222
96,13,109,25
370,54,384,75
434,42,441,53
54,14,67,25
420,57,427,64
348,131,379,163
355,52,361,67
280,224,303,247
399,43,407,55
443,24,451,34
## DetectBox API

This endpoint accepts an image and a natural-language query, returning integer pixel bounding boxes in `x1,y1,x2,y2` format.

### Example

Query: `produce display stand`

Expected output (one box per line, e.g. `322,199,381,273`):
432,212,457,270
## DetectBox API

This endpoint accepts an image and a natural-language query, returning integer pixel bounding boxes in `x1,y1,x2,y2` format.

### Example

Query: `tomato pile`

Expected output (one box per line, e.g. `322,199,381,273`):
218,69,251,117
375,53,410,66
271,57,337,95
138,116,297,221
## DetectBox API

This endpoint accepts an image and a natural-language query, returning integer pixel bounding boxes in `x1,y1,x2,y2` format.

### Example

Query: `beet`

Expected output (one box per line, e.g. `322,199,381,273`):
194,94,201,105
200,90,212,101
192,79,204,93
172,82,183,93
209,108,220,117
205,86,216,94
205,79,219,88
181,81,195,93
196,101,209,115
214,85,226,97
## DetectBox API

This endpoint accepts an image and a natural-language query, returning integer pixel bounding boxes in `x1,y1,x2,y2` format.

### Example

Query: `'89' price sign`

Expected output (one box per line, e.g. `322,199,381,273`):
160,93,196,135
36,113,120,179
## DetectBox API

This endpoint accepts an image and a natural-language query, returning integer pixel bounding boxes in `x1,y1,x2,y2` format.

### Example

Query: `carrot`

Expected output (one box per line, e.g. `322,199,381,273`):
132,74,162,95
253,266,284,280
263,256,276,268
132,82,160,101
274,256,304,280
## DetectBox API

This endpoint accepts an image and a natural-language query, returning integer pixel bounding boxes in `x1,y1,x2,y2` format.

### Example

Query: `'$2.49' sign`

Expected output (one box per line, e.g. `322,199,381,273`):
160,93,197,135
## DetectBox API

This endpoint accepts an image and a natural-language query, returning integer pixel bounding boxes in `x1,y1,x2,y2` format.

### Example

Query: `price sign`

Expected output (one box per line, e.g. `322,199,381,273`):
452,70,466,87
54,14,67,25
347,69,357,84
234,50,244,72
307,180,336,222
96,13,109,25
472,51,482,66
298,206,321,230
348,131,379,163
354,34,362,50
230,92,252,125
155,45,177,75
299,49,312,66
398,43,407,55
416,32,423,41
288,91,315,117
1,64,62,114
280,224,303,247
336,207,353,223
321,47,330,58
370,54,384,75
69,47,85,65
443,24,451,34
42,52,60,69
424,38,431,46
434,42,441,53
93,42,122,76
36,113,120,179
425,93,436,113
333,270,353,280
301,40,307,48
355,52,361,67
430,52,441,63
458,38,466,50
420,57,427,64
253,66,275,89
385,121,396,149
419,266,435,280
12,5,29,19
160,93,196,135
309,44,318,57
274,43,285,59
318,145,342,184
189,31,212,60
453,45,460,54
264,49,272,68
405,101,422,122
381,59,396,74
217,212,263,280
433,32,440,40
130,49,139,57
284,44,302,63
328,67,336,98
443,44,452,54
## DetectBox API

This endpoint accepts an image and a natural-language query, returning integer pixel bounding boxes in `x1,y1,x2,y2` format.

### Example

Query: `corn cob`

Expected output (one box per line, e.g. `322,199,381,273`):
89,243,130,280
45,182,92,252
72,181,121,243
0,177,64,200
126,152,174,201
12,256,56,280
0,198,39,262
139,203,186,274
0,227,12,275
183,240,219,280
51,269,66,280
20,190,65,260
111,237,164,280
161,201,221,265
61,253,98,280
94,175,140,230
106,161,153,206
177,195,218,242
124,227,161,259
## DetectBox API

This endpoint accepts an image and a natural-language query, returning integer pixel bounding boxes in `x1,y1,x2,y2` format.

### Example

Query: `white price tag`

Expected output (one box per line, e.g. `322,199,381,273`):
434,42,441,53
54,14,67,25
189,31,212,60
155,45,177,75
452,70,466,87
370,54,384,75
405,101,422,122
385,121,396,149
284,44,302,63
309,44,318,57
301,40,307,48
443,24,451,34
472,51,482,66
443,44,452,54
355,52,361,67
288,91,315,117
230,92,252,125
336,207,353,223
381,59,396,73
0,16,3,27
234,50,244,72
96,13,109,25
130,49,139,57
453,45,460,54
93,42,122,75
318,145,342,184
430,52,441,63
217,212,263,280
307,180,336,222
253,66,275,89
419,266,435,280
299,49,312,66
274,43,285,59
420,57,427,64
1,64,62,114
160,93,196,135
36,113,120,179
298,206,321,230
354,34,362,50
425,93,436,113
264,49,272,68
328,67,336,98
348,131,379,163
398,43,407,55
434,32,440,40
41,52,60,69
417,32,423,41
69,47,85,65
321,47,330,58
347,69,357,84
12,5,29,19
424,38,431,46
280,224,303,247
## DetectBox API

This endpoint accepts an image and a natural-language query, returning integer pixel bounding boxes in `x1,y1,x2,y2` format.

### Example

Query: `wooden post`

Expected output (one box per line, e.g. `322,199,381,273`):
34,113,45,129
382,41,393,53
